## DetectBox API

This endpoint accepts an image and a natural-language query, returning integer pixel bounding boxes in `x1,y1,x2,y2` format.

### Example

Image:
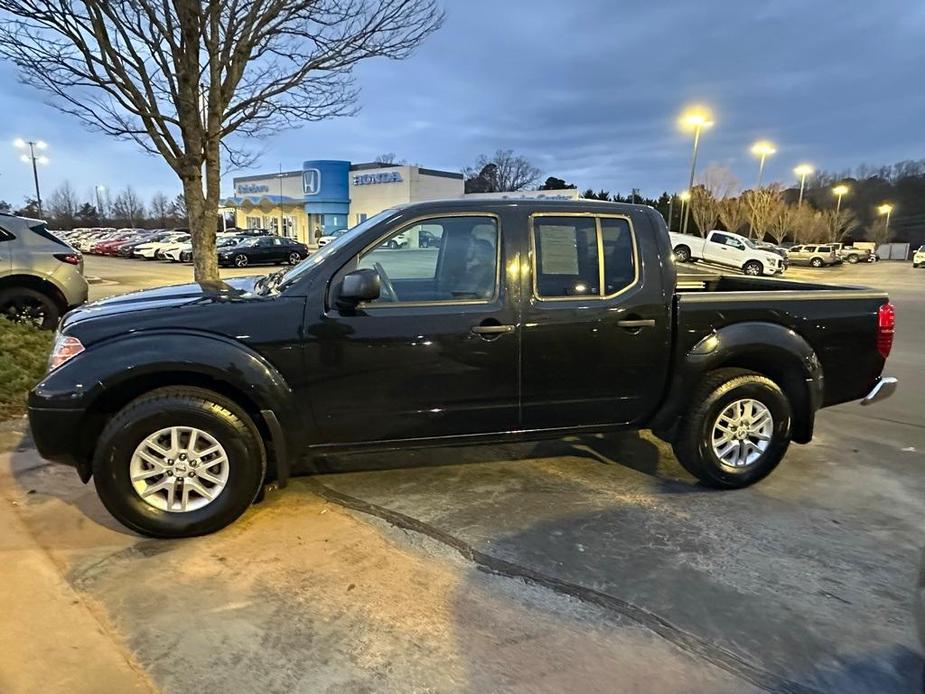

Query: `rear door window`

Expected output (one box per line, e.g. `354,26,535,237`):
533,215,637,299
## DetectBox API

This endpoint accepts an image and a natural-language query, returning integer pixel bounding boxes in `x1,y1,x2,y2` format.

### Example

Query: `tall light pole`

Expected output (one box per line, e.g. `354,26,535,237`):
751,140,777,189
794,164,814,206
746,141,776,237
679,190,691,233
277,163,285,237
832,184,849,239
878,203,893,241
14,138,49,217
95,185,106,220
678,106,714,235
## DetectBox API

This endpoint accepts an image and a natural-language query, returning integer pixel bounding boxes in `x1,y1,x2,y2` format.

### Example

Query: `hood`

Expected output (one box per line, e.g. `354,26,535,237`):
61,276,261,332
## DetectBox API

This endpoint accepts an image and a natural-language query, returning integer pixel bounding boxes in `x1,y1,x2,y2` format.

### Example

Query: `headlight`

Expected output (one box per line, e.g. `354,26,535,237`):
48,333,85,371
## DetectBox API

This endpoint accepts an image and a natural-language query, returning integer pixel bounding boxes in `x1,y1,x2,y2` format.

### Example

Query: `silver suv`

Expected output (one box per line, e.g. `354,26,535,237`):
0,213,89,329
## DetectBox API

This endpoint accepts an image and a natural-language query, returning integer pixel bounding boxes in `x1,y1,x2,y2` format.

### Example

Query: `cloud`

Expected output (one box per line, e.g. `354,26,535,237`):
1,0,923,206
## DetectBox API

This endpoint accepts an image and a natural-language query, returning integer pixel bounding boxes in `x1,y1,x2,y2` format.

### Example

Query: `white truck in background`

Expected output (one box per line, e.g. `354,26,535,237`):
669,229,784,276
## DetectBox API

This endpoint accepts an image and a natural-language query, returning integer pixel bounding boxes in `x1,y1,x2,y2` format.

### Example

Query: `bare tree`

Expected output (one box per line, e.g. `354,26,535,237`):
149,191,171,227
868,216,893,246
168,193,187,227
791,205,829,244
698,163,739,200
375,153,397,165
743,185,783,240
464,149,541,192
111,186,146,227
825,208,861,243
0,1,443,281
46,180,80,228
767,198,796,245
717,197,748,235
688,185,719,237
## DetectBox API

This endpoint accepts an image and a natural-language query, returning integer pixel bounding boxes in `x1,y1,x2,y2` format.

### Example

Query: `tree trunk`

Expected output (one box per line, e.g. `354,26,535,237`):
182,170,220,283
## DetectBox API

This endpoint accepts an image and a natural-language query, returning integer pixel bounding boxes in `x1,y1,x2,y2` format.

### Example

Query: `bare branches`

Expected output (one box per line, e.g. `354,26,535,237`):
464,149,542,193
0,0,444,281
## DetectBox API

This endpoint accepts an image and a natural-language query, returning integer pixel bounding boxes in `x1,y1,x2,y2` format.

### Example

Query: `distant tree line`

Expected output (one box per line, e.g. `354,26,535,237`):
0,182,188,230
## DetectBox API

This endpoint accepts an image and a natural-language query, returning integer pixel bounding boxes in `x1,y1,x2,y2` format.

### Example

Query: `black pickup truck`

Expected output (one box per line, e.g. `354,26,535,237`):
28,200,897,537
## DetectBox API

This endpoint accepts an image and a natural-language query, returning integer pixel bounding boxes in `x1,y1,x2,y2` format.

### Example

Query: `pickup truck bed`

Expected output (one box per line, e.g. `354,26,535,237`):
675,274,888,404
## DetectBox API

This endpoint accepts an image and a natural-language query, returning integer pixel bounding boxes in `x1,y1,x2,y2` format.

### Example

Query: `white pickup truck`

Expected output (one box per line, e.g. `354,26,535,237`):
669,229,784,276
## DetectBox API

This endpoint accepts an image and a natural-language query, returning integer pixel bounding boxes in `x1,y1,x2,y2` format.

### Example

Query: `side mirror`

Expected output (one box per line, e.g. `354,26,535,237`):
337,268,380,310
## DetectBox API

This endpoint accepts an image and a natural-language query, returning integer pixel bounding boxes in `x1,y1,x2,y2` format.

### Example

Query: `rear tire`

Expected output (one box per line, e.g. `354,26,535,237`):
674,245,691,262
846,254,859,264
672,368,791,489
92,386,266,538
0,287,61,330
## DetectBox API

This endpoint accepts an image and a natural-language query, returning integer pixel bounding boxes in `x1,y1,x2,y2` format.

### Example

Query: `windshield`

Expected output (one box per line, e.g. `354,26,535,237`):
276,209,400,290
741,237,759,249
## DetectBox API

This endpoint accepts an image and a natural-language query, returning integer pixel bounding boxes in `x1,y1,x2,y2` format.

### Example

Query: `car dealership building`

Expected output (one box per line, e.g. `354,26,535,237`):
222,160,465,245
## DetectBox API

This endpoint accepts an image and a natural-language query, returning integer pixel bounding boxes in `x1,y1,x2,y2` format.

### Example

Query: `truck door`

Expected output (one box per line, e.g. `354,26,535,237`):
304,212,520,443
520,211,672,428
702,232,739,266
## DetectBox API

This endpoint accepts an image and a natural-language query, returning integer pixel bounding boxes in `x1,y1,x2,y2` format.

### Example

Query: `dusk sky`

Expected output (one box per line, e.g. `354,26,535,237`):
1,0,923,207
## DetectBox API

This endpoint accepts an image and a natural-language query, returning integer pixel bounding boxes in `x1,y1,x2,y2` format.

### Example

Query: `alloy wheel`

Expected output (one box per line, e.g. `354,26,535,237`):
711,398,773,468
129,426,230,513
235,254,248,267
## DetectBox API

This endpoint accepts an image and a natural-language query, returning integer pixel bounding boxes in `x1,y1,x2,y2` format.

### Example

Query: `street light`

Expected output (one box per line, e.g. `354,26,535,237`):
794,164,814,206
14,138,49,218
831,184,849,239
678,106,714,235
750,140,777,189
878,203,894,241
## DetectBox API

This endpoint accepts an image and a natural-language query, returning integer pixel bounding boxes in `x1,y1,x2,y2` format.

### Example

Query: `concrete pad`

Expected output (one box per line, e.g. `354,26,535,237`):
0,432,153,694
2,439,756,693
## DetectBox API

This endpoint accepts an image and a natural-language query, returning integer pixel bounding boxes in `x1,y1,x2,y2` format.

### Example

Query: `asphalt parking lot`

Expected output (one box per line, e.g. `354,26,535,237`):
2,256,924,693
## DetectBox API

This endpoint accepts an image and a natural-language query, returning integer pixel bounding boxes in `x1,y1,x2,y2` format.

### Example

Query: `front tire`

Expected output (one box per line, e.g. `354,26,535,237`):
810,257,824,268
234,254,248,268
743,260,763,276
288,251,301,265
672,368,791,489
846,254,859,264
92,387,266,538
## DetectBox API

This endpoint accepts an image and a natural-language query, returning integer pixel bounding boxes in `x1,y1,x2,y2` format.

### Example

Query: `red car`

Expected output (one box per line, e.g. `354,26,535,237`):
92,235,134,255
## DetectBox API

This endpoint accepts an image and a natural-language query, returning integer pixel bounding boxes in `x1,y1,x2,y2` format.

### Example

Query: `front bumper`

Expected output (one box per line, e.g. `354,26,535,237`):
861,376,897,406
27,403,88,478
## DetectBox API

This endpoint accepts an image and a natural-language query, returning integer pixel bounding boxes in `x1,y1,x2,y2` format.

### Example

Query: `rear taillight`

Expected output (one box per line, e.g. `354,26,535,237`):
54,253,81,265
877,302,895,359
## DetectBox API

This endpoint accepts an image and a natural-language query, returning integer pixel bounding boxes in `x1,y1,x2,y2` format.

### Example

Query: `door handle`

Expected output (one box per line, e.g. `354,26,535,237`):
471,324,515,335
617,319,655,329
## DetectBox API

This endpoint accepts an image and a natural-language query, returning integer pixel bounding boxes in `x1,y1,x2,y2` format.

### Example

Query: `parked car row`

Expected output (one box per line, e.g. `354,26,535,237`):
52,226,310,269
669,229,880,275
